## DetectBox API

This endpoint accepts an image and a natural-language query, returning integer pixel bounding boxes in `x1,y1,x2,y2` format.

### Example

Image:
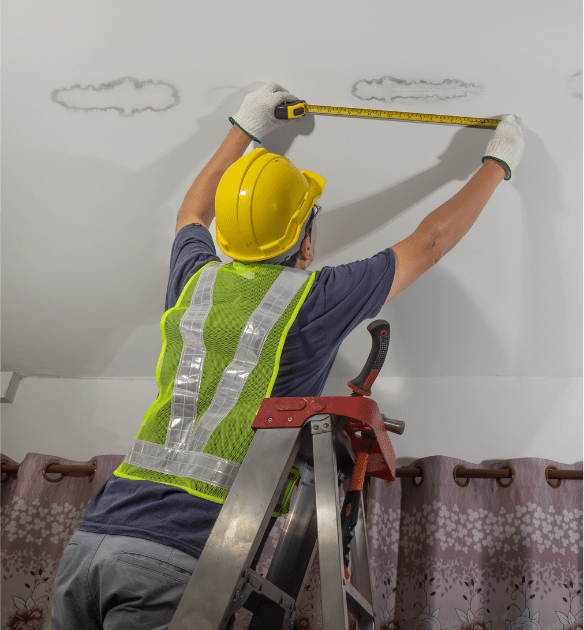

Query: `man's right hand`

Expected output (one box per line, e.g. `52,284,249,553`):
229,82,299,144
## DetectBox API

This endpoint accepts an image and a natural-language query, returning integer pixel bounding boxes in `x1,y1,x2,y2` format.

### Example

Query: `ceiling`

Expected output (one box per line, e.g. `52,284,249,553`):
2,0,582,380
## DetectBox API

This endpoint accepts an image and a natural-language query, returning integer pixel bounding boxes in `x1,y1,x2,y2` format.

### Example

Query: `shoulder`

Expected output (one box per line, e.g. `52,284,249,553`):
171,223,219,265
311,248,395,302
166,224,222,310
294,248,395,344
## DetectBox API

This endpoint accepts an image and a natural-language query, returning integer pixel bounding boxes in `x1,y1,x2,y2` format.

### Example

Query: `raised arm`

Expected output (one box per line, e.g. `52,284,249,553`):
175,126,251,233
175,82,299,235
385,115,525,302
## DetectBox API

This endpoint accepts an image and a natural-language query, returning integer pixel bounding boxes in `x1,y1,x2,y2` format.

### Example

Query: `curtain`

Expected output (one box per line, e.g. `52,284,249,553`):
2,454,581,630
270,456,582,630
1,453,124,630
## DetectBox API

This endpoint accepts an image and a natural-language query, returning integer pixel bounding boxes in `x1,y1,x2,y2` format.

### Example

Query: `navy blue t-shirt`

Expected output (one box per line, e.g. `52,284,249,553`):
80,224,395,558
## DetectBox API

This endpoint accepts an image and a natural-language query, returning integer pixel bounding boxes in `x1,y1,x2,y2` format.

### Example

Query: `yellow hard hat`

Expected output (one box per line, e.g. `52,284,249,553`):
215,148,325,261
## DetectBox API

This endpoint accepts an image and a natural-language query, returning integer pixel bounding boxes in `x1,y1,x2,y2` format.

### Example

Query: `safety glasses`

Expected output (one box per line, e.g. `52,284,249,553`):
304,203,321,236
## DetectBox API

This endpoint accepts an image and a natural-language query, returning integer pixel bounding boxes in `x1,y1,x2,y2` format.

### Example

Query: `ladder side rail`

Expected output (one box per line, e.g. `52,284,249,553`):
333,423,375,628
311,419,350,629
168,426,304,630
264,461,318,598
348,492,375,629
349,492,374,606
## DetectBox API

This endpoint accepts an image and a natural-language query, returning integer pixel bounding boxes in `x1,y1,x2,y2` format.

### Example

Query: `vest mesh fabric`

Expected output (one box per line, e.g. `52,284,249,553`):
115,261,314,507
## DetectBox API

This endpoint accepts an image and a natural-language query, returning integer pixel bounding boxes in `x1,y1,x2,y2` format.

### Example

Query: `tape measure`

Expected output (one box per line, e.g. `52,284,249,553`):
275,100,500,129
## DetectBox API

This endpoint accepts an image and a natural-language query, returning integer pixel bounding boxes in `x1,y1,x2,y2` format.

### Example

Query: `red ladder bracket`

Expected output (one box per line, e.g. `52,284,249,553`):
253,397,396,482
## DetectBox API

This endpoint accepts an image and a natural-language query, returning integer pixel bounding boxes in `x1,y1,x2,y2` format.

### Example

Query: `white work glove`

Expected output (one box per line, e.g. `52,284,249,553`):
482,114,525,180
229,82,299,143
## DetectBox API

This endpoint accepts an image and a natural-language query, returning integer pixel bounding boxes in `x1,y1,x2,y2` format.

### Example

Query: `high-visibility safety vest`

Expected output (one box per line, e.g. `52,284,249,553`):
114,260,316,511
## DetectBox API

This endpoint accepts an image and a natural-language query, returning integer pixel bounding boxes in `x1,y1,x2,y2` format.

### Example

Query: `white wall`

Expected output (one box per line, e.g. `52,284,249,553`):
1,375,581,465
2,0,582,465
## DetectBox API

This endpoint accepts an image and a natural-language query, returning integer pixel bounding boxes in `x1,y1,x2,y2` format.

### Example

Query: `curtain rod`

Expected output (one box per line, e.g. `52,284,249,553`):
2,461,581,487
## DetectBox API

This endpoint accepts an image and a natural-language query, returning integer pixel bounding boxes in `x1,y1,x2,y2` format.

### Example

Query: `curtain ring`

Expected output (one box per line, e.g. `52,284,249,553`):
1,459,14,484
545,465,561,488
42,461,65,483
88,460,97,483
453,465,471,487
412,463,425,488
496,465,515,488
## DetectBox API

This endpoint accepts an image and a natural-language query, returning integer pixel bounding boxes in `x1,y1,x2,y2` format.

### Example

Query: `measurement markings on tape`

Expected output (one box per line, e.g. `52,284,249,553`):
275,100,500,129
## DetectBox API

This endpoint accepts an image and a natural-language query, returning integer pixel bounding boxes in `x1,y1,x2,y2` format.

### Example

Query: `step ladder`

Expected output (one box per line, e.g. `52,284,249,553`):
168,321,403,630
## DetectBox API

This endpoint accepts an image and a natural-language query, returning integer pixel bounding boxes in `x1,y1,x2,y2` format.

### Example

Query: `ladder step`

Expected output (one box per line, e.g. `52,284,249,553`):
344,580,374,619
235,569,296,612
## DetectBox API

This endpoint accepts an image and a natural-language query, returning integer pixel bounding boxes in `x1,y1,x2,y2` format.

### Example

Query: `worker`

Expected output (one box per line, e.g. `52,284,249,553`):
52,82,524,629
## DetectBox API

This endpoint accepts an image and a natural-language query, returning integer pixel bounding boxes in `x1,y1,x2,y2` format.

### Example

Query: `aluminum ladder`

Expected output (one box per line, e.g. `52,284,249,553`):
169,396,403,630
168,320,403,630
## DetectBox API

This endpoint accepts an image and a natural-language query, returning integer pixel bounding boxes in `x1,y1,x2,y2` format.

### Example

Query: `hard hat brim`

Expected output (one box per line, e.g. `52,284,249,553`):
259,169,325,261
300,170,326,202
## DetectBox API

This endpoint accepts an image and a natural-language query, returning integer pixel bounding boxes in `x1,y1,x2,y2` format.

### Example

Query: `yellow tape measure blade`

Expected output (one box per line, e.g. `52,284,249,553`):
305,104,499,128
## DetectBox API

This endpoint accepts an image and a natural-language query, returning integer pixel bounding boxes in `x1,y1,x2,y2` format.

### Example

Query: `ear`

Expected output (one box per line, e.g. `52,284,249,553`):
294,233,315,269
300,233,312,256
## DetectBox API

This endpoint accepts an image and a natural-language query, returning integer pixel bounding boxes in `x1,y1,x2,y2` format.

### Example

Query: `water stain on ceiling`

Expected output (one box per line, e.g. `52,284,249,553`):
568,70,582,99
352,75,483,103
51,76,181,117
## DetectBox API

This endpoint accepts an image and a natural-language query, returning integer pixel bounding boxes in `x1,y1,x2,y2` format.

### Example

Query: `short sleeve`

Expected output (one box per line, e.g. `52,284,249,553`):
272,248,395,398
165,224,221,310
309,248,395,347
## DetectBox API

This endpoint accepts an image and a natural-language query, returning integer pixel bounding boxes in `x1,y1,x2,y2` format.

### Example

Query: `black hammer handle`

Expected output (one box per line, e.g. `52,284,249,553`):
340,489,361,576
347,320,390,396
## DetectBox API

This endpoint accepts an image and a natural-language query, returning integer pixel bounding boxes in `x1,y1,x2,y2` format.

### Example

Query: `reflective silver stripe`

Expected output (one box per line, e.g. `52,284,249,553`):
123,263,224,478
124,439,239,490
123,265,310,491
166,263,223,449
188,267,310,453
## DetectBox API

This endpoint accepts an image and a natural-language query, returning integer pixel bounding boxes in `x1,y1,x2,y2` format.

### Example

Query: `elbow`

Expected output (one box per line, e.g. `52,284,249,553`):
430,242,443,266
426,227,447,267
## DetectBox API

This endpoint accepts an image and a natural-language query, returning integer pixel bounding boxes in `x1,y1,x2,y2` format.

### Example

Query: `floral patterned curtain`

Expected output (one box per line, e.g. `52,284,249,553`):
1,453,124,630
2,453,581,630
273,456,582,630
299,456,584,630
367,456,583,630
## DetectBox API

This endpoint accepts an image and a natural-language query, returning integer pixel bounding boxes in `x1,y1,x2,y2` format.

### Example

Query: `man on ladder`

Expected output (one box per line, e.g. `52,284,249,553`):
52,82,525,629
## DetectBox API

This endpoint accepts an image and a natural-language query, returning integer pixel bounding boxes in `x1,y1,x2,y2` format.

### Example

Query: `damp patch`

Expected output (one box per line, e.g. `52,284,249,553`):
51,76,180,116
352,76,483,103
568,70,582,99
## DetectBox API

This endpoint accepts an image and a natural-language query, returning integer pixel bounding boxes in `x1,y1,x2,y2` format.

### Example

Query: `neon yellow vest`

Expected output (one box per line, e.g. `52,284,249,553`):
114,261,316,509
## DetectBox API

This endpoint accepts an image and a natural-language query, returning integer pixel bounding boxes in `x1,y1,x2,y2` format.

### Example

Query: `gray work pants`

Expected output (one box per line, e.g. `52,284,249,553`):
51,529,197,630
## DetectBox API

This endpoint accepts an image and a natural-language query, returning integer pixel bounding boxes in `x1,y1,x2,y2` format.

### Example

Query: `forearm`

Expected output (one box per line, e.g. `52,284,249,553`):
175,125,252,234
418,158,507,263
